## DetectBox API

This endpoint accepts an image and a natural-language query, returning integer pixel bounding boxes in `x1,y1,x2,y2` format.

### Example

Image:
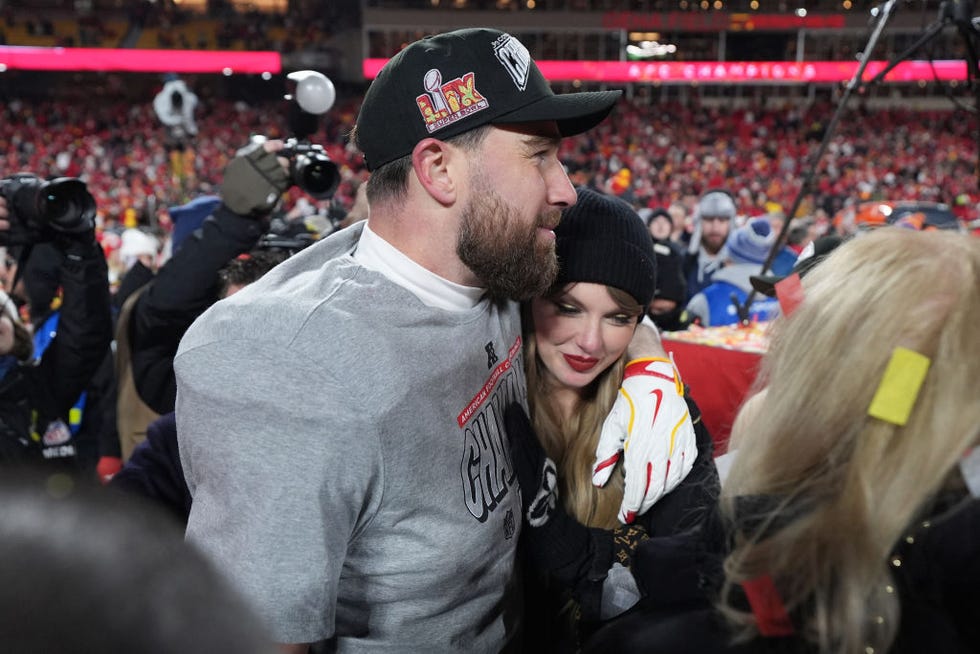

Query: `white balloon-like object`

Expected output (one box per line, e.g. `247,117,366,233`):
153,78,199,135
287,70,336,115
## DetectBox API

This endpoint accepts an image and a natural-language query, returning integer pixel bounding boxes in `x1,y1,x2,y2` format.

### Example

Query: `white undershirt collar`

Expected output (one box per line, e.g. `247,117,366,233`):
353,222,485,311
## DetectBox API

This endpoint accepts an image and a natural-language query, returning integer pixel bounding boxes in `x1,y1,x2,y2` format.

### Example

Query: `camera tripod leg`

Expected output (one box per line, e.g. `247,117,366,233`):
862,18,949,87
736,0,900,322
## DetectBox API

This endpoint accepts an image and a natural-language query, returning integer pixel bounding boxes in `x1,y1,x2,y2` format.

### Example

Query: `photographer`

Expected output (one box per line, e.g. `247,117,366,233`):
0,181,112,469
122,139,295,451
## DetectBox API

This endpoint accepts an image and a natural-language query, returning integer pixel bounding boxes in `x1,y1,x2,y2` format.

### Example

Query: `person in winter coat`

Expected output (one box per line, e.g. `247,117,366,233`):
0,192,112,469
508,188,719,651
686,218,783,327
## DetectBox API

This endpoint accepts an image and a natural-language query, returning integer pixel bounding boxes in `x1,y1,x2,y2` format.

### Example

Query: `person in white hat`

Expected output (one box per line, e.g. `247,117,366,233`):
682,189,736,301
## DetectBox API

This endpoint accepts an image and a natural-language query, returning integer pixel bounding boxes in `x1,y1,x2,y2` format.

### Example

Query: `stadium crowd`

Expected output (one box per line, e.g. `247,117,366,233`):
1,94,976,241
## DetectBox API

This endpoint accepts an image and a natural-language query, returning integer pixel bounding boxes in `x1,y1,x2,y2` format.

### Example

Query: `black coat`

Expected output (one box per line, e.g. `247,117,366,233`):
110,411,190,524
584,495,980,654
0,240,112,469
521,392,721,652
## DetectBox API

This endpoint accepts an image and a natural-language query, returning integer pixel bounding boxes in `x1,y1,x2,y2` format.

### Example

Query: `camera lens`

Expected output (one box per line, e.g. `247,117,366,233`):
44,190,74,224
294,153,340,199
40,179,96,231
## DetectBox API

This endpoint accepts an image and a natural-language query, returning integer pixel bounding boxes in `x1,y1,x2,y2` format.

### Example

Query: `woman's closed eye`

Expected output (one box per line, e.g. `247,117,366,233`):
554,301,581,316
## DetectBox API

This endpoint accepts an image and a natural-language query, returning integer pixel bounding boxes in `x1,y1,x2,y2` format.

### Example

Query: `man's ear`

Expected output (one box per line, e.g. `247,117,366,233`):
411,138,458,206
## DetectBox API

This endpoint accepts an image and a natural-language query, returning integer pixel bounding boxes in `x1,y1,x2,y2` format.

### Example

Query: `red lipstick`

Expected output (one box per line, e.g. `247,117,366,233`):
563,354,598,373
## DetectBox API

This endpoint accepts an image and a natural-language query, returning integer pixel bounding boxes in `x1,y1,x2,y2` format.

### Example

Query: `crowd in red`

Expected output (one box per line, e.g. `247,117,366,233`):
561,99,979,223
0,94,976,237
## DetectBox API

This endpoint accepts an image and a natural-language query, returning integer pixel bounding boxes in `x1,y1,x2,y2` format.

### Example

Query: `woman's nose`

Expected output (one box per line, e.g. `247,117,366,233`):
575,319,603,354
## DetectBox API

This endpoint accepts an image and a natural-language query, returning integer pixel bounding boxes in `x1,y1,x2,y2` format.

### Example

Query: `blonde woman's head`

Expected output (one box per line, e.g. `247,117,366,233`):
722,228,980,653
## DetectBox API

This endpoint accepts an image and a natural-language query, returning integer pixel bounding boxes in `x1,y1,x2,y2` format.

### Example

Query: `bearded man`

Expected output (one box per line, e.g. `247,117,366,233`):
177,28,671,653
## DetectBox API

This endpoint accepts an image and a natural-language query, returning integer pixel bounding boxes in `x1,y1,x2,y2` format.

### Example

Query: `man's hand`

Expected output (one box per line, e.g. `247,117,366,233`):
593,357,698,524
221,137,291,218
626,316,667,360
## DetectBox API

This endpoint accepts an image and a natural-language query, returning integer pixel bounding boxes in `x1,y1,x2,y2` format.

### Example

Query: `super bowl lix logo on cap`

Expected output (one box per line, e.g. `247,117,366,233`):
416,70,489,134
493,33,531,91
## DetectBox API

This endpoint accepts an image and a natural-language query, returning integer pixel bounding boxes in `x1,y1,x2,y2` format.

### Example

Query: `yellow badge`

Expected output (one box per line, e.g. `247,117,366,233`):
867,347,931,426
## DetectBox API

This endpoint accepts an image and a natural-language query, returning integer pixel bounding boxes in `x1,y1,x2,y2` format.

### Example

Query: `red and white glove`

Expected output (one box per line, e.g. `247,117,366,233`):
593,357,698,524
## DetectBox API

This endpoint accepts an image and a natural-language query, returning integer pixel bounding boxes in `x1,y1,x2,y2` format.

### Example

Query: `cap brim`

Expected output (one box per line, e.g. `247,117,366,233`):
492,90,622,137
749,273,783,298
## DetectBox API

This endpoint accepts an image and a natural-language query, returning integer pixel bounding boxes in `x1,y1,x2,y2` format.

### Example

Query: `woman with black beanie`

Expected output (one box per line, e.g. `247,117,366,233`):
505,188,719,651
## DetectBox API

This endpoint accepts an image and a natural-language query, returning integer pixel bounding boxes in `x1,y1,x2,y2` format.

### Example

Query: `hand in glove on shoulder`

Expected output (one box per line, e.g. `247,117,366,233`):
593,356,698,525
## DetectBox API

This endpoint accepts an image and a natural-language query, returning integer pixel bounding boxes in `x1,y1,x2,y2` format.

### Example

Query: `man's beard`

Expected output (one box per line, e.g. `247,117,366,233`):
457,190,559,302
702,231,727,255
703,240,725,256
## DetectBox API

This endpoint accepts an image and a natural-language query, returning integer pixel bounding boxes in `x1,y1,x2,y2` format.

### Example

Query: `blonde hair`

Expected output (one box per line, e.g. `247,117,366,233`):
524,285,642,529
721,228,980,653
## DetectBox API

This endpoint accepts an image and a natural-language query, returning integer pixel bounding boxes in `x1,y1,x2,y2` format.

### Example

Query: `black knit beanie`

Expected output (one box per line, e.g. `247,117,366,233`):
554,188,657,306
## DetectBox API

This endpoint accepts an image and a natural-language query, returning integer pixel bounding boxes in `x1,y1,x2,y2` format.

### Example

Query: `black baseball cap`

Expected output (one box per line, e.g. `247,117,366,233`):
750,234,845,297
355,28,622,171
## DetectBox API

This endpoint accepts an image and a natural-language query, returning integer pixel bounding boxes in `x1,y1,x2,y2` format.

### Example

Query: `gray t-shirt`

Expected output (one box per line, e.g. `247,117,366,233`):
176,224,526,651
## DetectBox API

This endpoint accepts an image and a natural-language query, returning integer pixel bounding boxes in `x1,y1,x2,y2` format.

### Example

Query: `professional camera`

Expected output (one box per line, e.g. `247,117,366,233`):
0,174,96,246
280,138,340,200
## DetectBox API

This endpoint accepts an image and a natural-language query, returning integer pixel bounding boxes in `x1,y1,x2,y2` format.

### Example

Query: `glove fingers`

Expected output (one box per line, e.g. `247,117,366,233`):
251,152,290,186
246,147,290,189
661,421,697,497
621,411,698,522
619,460,655,524
222,140,291,216
591,451,620,488
593,398,630,488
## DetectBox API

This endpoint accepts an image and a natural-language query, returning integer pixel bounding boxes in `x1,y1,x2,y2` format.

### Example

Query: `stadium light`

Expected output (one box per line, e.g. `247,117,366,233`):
0,46,281,74
364,57,972,84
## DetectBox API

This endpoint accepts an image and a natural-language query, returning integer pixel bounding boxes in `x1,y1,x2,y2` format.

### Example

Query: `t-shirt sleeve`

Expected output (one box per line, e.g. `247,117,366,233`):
176,338,383,644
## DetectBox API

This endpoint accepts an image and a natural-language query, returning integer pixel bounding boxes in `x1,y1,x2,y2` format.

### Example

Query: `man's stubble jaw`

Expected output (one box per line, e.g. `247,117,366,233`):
457,195,560,302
